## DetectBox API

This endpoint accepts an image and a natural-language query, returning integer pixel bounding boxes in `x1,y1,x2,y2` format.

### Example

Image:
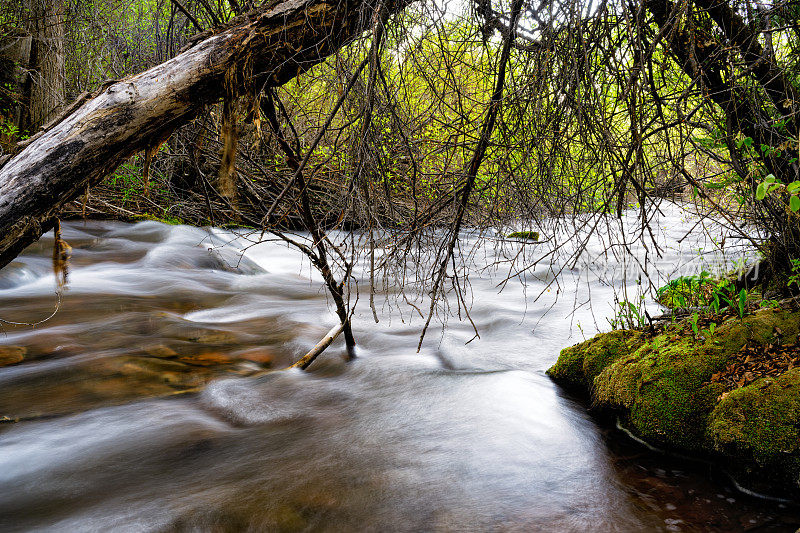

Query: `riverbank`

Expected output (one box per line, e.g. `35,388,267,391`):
548,302,800,497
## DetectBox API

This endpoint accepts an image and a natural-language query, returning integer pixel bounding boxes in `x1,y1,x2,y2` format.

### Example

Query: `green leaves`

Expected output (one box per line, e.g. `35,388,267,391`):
755,174,779,200
756,182,767,200
688,312,700,337
755,176,800,211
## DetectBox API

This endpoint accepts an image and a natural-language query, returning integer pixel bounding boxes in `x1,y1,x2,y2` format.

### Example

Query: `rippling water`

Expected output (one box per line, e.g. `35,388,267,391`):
0,205,797,531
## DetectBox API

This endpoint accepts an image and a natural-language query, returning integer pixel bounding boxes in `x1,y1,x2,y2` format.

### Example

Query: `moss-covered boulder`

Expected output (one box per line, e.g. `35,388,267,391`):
547,307,800,493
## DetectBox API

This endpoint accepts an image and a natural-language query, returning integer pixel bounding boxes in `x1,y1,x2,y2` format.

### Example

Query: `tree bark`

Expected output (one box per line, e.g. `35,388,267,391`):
0,32,32,134
0,0,411,270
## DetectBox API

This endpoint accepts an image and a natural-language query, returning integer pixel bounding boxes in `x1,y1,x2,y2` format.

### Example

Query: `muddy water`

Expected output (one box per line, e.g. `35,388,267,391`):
0,208,797,532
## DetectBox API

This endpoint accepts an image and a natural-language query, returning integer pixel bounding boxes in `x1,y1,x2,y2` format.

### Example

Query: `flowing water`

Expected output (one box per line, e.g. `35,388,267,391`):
0,205,798,532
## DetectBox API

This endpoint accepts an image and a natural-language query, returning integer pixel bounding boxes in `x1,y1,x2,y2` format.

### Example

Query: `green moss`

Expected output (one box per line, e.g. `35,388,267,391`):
507,231,539,241
593,332,727,449
132,213,185,225
219,222,256,230
709,369,800,477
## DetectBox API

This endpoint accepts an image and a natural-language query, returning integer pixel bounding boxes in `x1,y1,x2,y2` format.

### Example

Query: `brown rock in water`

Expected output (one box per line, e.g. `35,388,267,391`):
179,352,234,366
187,331,237,344
237,348,275,366
144,345,179,358
0,345,26,366
160,371,207,388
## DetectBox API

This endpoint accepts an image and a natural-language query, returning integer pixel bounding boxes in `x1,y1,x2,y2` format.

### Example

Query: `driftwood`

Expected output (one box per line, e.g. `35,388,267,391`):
0,0,411,270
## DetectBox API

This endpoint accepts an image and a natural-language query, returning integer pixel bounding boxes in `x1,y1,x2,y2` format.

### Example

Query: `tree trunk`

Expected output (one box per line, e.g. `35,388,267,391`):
23,0,66,131
0,0,411,270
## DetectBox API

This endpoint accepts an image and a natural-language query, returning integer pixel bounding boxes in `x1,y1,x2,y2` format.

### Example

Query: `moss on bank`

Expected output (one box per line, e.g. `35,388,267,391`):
131,213,185,225
709,369,800,490
547,307,800,493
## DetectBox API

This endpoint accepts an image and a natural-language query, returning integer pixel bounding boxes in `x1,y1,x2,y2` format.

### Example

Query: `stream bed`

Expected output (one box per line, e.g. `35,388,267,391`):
0,207,798,531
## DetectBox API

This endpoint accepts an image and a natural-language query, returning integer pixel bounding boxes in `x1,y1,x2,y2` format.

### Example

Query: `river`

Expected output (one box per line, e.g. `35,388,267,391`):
0,204,797,531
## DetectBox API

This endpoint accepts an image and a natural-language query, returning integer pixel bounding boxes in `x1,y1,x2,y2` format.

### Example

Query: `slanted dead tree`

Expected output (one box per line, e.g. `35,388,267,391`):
0,0,414,270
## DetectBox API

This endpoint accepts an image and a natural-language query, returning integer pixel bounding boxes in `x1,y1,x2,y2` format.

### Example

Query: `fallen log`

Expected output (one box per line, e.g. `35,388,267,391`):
0,0,410,269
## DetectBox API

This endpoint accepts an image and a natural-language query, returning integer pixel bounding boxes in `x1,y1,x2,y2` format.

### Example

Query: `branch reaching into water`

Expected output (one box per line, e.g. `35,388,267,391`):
290,322,346,370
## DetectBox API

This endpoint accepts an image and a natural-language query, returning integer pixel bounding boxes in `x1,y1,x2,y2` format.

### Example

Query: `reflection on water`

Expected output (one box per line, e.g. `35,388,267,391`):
0,208,797,532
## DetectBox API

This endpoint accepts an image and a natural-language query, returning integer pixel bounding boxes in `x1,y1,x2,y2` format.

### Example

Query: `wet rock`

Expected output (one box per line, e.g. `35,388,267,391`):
118,356,192,374
142,242,265,275
0,263,38,289
35,343,83,360
0,345,26,366
270,504,307,532
291,489,339,511
160,371,207,388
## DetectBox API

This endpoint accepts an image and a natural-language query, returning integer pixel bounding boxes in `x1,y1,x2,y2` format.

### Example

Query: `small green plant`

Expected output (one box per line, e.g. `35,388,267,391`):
0,114,25,147
709,291,721,314
688,311,700,337
720,287,748,319
656,271,715,311
0,120,18,139
738,288,747,318
609,298,646,330
658,272,753,320
761,299,780,309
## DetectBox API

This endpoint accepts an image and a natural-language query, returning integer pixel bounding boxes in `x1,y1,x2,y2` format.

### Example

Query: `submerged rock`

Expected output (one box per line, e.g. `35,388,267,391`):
0,345,26,366
236,347,275,366
547,307,800,494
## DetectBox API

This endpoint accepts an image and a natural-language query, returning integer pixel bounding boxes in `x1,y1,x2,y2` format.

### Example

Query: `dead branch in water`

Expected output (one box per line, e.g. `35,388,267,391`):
290,322,346,369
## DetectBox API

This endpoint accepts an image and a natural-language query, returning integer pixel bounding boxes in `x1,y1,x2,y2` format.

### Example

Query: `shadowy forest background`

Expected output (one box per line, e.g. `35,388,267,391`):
1,0,799,346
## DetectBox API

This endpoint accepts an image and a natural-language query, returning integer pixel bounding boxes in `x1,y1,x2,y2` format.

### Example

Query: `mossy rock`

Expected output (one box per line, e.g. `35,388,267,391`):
506,231,539,241
547,307,800,491
547,329,644,390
